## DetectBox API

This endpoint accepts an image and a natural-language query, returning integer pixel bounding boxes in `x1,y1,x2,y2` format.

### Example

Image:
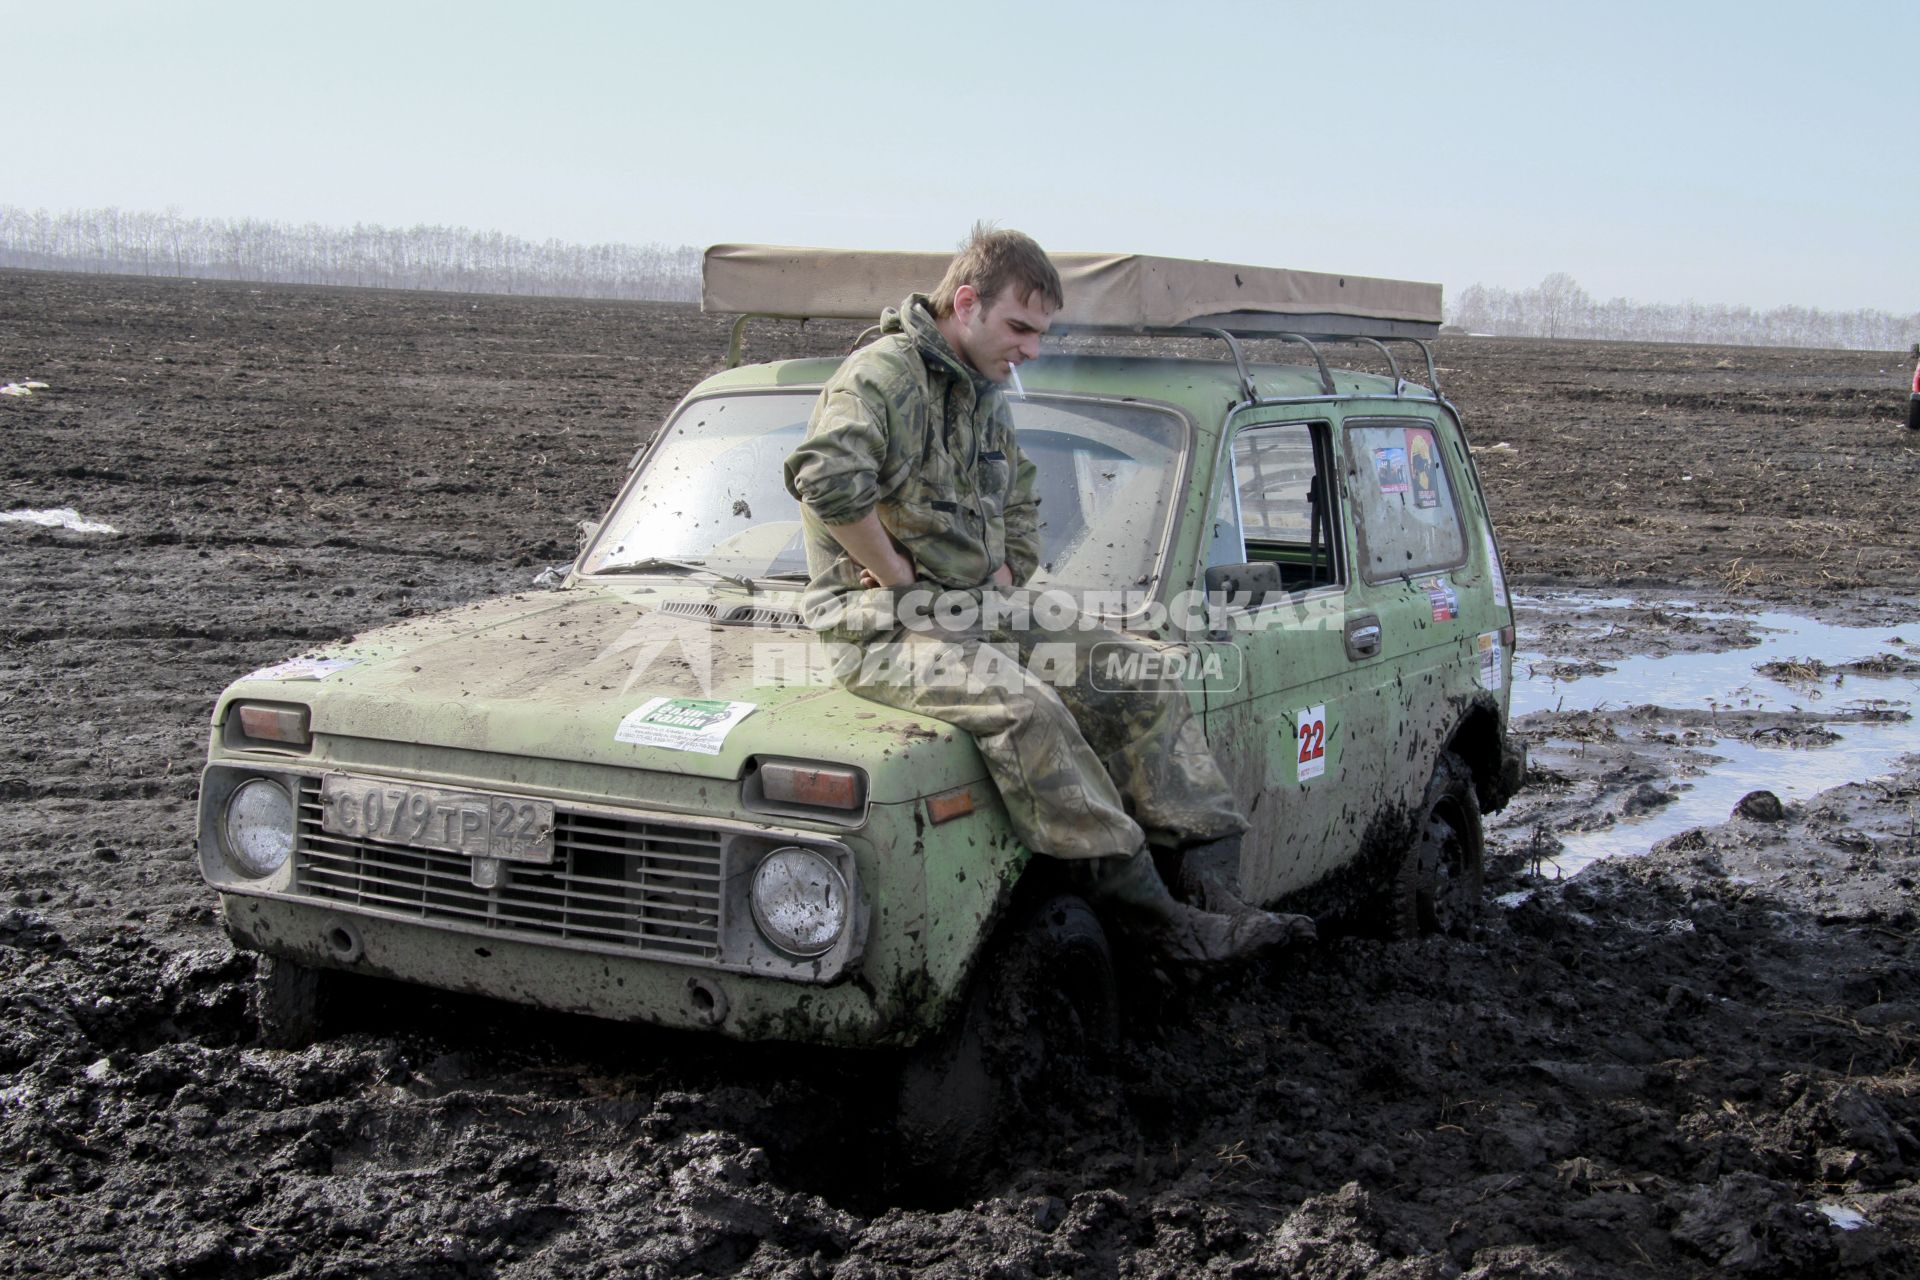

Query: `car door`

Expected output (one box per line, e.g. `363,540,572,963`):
1198,410,1386,905
1335,413,1481,824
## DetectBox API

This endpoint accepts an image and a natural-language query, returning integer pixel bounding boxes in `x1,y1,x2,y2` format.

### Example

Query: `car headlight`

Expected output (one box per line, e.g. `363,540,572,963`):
223,778,295,877
749,847,848,957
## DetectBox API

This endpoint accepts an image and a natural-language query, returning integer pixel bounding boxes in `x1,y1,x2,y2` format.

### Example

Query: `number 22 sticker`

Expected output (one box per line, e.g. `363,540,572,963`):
1296,704,1328,781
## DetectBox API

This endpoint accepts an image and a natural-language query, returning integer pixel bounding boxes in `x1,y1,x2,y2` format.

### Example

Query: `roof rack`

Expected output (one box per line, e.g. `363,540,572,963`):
1045,326,1445,403
703,244,1447,397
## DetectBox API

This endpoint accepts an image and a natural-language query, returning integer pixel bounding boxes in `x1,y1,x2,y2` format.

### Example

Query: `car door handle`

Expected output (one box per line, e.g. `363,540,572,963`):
1346,614,1382,661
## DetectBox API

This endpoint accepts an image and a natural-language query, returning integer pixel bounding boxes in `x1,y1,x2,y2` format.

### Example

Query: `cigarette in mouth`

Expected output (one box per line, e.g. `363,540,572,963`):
1008,364,1025,396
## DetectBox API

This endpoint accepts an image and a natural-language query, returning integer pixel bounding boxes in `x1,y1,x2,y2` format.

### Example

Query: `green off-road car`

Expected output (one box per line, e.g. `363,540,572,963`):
198,247,1524,1126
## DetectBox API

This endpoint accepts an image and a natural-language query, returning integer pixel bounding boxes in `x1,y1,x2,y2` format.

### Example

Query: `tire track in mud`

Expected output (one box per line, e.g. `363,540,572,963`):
6,270,1920,1275
3,528,535,560
7,813,1920,1276
2,624,348,645
1557,383,1891,420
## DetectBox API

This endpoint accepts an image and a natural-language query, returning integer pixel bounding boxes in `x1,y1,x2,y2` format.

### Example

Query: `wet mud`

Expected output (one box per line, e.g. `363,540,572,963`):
5,269,1920,1276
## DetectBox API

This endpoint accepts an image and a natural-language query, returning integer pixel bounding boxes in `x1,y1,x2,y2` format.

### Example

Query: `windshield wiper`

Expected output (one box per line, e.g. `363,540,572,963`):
605,557,756,593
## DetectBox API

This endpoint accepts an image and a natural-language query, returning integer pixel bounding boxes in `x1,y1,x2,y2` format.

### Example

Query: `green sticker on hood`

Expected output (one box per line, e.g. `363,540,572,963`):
614,696,757,755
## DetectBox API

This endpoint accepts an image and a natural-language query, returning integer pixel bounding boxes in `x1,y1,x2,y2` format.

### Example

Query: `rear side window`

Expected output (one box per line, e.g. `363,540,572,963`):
1343,420,1466,582
1209,420,1342,592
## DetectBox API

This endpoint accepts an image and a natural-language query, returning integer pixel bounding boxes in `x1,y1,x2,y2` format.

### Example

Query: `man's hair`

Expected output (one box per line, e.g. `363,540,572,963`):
929,223,1064,318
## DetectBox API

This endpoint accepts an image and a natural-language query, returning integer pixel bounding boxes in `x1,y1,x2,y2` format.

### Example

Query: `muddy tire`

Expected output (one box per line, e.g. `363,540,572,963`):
254,956,328,1049
1383,751,1485,939
896,893,1118,1181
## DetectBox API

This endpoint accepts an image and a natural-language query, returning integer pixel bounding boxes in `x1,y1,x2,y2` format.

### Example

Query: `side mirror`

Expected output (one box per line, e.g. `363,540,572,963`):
1204,562,1283,610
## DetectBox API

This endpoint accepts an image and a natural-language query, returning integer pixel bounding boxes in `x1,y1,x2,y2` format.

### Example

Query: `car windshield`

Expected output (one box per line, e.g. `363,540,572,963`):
581,390,1187,594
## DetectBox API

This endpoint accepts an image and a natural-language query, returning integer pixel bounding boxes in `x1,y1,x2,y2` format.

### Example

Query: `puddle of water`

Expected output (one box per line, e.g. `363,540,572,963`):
1513,602,1916,719
1541,729,1918,876
1508,596,1920,875
1514,589,1646,616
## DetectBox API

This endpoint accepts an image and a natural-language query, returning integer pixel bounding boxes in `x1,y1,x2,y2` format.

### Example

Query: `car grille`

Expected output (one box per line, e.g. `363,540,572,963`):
291,779,723,959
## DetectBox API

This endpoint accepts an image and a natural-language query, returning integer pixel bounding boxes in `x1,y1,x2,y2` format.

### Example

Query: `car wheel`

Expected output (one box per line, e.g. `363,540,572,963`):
254,955,329,1048
1383,750,1484,939
896,892,1119,1182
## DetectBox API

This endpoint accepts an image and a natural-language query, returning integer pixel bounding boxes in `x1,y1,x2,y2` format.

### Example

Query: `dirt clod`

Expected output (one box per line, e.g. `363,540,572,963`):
1736,790,1790,822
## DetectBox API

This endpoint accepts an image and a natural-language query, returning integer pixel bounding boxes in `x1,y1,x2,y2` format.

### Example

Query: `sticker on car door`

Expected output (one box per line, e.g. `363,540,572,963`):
1296,704,1328,781
1475,633,1504,691
1482,527,1506,598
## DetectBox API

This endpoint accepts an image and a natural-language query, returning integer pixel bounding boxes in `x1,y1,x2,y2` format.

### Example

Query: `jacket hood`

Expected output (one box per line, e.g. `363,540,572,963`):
884,294,998,395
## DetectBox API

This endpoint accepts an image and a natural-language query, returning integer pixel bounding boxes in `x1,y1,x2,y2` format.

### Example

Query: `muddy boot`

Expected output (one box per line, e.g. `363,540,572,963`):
1175,833,1258,915
1173,837,1318,950
1087,847,1315,965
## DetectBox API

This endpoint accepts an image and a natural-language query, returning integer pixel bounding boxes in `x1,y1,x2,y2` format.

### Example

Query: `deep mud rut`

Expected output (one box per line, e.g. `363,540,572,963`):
5,270,1920,1278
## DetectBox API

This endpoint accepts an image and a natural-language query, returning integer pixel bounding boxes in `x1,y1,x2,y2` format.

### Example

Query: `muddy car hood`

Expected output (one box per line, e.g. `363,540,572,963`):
214,587,980,799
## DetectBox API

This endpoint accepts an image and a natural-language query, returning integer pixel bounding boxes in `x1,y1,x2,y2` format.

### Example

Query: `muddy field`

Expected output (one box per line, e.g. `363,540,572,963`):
3,268,1920,1278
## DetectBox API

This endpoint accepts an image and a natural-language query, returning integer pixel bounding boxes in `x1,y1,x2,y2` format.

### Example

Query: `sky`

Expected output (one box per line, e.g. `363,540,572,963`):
7,0,1915,314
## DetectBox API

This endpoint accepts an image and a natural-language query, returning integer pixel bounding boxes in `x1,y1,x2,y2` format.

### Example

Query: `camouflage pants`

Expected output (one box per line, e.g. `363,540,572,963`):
832,593,1247,861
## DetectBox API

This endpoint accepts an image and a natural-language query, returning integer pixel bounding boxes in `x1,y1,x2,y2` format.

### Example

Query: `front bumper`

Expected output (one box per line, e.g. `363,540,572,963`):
199,759,915,1044
220,894,894,1043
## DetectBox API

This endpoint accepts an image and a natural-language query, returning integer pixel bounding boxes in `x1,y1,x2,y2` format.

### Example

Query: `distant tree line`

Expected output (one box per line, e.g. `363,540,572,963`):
5,206,1912,348
1449,272,1916,352
0,204,700,302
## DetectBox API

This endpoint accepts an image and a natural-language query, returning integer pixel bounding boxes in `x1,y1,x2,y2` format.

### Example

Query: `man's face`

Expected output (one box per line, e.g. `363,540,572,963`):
951,284,1057,383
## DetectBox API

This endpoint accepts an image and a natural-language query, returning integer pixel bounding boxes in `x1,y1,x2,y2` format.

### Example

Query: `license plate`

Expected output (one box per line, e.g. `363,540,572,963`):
319,777,555,863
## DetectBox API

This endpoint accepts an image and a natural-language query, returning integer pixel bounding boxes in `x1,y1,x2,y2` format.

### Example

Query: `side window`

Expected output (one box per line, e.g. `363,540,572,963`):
1210,420,1342,591
1344,420,1466,581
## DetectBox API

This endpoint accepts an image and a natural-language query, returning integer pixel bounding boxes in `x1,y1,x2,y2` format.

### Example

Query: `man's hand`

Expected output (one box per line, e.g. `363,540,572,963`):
990,563,1014,587
858,563,911,589
827,512,916,589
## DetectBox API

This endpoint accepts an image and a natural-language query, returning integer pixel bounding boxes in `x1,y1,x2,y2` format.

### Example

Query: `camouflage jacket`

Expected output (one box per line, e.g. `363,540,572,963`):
783,295,1040,633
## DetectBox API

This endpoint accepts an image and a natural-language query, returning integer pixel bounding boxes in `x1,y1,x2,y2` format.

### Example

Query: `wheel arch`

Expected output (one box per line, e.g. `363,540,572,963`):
1445,695,1522,815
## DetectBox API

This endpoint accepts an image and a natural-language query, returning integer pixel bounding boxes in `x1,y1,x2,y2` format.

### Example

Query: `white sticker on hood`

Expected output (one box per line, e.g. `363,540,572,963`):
616,697,757,755
246,656,356,681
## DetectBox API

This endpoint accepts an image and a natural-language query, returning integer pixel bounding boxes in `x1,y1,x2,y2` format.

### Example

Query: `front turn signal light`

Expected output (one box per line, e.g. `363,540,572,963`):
742,758,868,824
225,701,313,751
760,762,862,810
926,786,976,825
